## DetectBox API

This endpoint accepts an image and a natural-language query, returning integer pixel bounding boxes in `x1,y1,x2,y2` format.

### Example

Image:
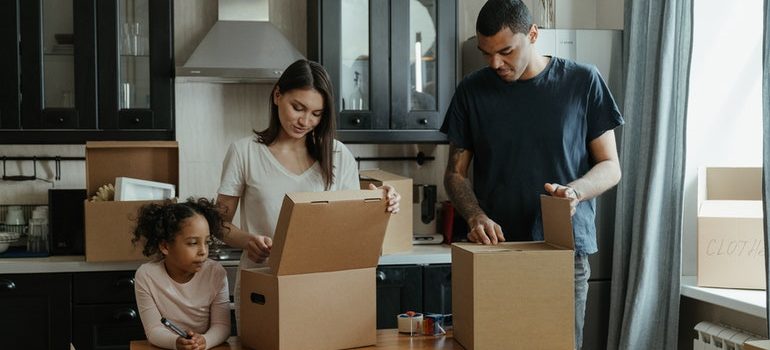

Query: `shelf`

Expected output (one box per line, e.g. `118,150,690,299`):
681,275,767,319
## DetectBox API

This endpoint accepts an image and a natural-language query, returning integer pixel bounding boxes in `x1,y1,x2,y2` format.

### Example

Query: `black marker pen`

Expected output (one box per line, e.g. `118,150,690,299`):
161,317,192,339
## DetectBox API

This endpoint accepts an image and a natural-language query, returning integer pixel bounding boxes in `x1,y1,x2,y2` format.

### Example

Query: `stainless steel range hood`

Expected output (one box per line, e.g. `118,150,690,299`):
175,0,304,83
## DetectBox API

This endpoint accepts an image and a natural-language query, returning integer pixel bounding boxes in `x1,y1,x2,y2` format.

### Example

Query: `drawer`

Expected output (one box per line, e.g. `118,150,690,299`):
72,303,146,350
74,271,136,304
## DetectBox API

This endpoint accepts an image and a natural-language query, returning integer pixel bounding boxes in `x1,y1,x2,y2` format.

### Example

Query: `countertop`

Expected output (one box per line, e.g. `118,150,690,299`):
130,330,458,350
0,245,451,274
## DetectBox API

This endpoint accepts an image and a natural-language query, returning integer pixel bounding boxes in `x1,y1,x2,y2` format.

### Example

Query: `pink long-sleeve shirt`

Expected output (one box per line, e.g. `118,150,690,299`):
135,259,230,349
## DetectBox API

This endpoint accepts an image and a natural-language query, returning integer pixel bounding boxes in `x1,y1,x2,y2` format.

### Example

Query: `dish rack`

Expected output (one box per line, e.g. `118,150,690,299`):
0,204,47,256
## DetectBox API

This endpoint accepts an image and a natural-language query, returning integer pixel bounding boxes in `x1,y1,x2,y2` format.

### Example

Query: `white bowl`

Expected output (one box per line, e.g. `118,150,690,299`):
0,241,9,253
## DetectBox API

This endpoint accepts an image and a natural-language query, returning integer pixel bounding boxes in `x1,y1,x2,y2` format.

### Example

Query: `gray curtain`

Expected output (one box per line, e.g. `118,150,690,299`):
762,0,770,334
606,0,692,349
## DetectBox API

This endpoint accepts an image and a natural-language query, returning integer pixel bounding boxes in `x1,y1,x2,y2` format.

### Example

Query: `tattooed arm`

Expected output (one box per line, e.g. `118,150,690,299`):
444,144,505,244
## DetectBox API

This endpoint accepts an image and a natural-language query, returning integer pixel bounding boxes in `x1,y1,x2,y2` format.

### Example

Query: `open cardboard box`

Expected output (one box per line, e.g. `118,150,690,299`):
84,141,179,262
452,195,575,350
697,167,765,289
240,189,390,350
359,169,413,254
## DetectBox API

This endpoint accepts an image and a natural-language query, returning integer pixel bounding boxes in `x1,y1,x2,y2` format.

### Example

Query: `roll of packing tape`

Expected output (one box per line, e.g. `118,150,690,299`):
397,313,423,334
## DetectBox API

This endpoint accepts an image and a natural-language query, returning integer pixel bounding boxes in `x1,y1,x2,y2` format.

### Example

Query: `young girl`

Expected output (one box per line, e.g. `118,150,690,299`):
133,198,231,350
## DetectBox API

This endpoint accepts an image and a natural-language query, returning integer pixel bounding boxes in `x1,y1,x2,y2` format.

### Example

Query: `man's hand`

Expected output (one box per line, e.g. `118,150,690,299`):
368,183,401,214
176,331,206,350
467,214,505,245
544,183,580,216
246,234,272,264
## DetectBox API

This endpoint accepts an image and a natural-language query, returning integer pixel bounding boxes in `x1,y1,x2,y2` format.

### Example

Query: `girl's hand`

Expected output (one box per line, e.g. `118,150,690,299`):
246,234,272,264
369,183,401,214
175,331,206,350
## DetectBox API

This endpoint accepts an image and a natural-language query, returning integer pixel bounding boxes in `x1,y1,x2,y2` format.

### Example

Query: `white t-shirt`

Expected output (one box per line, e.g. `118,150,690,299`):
217,136,360,327
134,259,230,349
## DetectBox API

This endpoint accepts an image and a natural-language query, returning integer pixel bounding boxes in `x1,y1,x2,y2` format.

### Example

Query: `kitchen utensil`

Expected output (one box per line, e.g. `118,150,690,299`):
0,232,20,253
5,206,25,226
27,218,49,254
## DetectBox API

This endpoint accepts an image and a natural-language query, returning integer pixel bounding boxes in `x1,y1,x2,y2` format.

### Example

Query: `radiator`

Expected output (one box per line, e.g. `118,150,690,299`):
694,321,766,350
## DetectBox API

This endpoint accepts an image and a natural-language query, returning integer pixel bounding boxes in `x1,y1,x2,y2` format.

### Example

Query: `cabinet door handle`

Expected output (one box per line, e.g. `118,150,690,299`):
352,117,362,126
419,118,429,125
376,271,387,282
113,308,138,321
58,117,65,123
133,117,141,124
0,279,16,290
115,277,135,288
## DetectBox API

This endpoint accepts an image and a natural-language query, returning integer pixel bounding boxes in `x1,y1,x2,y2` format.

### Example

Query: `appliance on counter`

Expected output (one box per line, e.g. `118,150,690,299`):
49,189,87,255
413,184,443,245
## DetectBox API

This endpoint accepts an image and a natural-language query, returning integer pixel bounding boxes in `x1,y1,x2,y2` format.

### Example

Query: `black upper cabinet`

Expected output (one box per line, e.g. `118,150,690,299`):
0,0,174,144
309,0,457,143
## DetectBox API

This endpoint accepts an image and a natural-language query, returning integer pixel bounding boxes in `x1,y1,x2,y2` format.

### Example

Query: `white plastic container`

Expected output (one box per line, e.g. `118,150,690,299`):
114,177,176,201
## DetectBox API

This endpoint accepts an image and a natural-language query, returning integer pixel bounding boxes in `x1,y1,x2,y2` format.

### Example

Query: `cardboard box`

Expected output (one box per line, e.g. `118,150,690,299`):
697,167,765,289
745,340,770,350
359,169,412,254
84,141,179,262
240,190,390,350
452,195,575,350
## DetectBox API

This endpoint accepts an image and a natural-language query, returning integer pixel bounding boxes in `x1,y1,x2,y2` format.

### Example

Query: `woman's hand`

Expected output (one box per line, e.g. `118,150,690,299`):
368,183,401,214
246,234,272,264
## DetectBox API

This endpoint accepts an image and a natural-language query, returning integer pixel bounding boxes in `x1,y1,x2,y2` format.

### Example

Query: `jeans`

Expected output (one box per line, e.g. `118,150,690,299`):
574,254,591,350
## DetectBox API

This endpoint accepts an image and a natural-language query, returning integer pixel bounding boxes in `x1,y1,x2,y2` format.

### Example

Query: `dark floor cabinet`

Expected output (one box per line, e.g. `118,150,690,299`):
376,264,452,329
72,271,145,350
0,273,72,350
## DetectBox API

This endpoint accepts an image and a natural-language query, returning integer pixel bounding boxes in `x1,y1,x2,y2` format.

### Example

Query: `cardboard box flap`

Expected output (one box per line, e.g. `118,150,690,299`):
540,195,574,250
268,189,391,276
703,167,762,200
699,200,763,218
85,141,179,196
359,169,410,182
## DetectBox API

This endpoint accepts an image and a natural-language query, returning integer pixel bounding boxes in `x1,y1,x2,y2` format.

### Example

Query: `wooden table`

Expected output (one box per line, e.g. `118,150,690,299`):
130,329,459,349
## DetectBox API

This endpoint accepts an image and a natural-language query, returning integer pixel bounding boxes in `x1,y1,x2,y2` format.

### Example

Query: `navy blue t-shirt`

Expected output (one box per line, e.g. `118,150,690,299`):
441,57,623,255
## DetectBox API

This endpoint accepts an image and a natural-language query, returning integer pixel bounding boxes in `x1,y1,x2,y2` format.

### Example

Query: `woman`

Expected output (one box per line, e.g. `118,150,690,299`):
215,59,401,329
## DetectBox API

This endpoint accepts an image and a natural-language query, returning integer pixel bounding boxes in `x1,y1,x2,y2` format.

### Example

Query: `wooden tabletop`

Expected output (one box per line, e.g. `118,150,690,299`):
129,329,459,349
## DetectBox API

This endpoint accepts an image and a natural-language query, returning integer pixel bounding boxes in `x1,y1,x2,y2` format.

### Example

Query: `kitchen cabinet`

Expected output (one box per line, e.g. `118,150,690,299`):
0,273,72,350
72,271,146,350
376,263,453,329
309,0,457,143
0,0,174,144
422,264,452,318
376,265,423,329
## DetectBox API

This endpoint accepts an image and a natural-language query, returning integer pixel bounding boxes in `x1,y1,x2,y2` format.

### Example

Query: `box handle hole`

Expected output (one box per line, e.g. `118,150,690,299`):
250,293,266,305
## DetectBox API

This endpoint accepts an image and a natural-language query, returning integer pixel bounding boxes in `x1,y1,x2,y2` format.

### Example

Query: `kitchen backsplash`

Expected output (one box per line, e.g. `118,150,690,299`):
0,145,86,204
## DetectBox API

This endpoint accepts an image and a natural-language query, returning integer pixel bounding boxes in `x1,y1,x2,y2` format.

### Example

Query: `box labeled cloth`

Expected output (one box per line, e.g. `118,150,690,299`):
84,141,179,262
240,190,390,350
697,167,765,289
452,195,575,350
359,169,412,254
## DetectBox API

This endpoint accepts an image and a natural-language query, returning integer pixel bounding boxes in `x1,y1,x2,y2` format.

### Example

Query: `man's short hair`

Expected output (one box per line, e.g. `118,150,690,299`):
476,0,532,36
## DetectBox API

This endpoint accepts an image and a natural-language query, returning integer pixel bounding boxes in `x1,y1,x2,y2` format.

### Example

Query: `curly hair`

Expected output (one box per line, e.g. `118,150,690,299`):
132,197,230,259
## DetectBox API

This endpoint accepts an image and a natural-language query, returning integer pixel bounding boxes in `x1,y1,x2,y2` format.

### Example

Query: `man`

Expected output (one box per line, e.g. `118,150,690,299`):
441,0,623,348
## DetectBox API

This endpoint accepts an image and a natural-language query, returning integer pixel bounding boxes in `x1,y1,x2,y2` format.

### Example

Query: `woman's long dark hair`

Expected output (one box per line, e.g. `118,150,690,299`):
132,197,229,259
255,59,337,190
